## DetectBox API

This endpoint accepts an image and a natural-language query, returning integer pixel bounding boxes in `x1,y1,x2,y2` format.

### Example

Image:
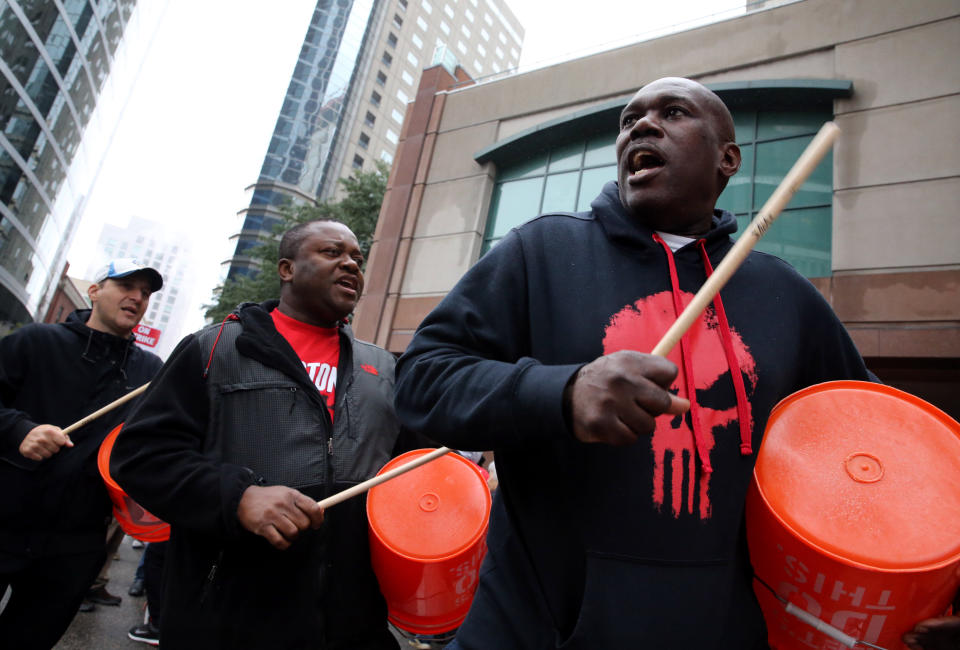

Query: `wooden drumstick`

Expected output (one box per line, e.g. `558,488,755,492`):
62,382,150,437
315,122,842,510
651,121,840,357
317,446,452,509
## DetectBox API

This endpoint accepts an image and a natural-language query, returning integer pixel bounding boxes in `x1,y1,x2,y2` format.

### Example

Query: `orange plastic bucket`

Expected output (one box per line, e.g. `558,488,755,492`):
97,424,170,543
747,381,960,649
367,449,491,635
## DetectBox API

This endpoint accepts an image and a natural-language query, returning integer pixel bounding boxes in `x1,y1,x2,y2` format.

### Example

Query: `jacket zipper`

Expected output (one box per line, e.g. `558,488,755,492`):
200,549,224,605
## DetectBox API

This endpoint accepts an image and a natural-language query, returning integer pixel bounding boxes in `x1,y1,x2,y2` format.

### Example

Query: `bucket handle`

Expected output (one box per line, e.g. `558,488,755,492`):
755,576,887,650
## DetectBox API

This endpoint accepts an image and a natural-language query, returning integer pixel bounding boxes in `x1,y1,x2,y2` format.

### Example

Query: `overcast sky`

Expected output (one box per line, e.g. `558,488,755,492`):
67,0,744,341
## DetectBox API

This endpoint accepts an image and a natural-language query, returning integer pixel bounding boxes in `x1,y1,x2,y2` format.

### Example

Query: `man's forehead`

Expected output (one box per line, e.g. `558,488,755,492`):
625,78,709,110
304,222,358,245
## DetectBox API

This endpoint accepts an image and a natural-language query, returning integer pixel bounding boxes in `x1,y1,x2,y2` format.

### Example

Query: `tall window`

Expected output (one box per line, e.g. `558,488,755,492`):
715,108,833,277
482,133,615,253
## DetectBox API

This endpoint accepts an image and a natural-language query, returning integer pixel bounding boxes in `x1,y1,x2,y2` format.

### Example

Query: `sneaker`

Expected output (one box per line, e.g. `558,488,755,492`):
86,585,122,606
131,539,145,549
128,578,145,597
128,622,160,646
78,601,96,613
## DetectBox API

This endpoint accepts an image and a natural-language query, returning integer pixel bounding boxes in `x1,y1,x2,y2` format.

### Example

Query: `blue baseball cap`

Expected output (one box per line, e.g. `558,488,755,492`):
93,258,163,292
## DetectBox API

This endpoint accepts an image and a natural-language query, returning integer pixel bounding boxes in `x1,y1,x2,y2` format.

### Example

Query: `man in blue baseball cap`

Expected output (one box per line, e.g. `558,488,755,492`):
0,258,164,649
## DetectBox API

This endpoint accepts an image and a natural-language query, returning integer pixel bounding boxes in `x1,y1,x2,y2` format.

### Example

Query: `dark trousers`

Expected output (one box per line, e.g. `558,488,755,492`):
143,540,167,625
0,549,104,649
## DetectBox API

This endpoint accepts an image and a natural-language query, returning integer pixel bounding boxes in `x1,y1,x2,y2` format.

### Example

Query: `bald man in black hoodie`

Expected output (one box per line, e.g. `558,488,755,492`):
394,78,957,649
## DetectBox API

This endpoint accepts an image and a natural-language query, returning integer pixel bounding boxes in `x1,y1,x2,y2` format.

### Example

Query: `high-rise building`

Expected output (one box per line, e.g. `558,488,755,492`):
226,0,523,278
87,215,194,359
0,0,157,328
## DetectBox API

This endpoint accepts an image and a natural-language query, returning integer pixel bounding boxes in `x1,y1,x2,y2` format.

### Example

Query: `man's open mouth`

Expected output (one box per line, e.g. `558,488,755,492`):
630,150,665,175
336,277,358,292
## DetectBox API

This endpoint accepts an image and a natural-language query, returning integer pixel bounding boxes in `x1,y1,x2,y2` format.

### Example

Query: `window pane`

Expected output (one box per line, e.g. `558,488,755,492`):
486,177,543,238
497,154,547,181
541,171,579,213
716,143,753,215
736,207,831,277
584,135,616,167
754,137,832,210
757,110,824,140
548,142,582,172
577,165,615,210
733,110,756,143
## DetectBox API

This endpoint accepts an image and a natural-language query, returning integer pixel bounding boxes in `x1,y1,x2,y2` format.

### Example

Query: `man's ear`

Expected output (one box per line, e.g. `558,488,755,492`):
719,142,741,180
277,258,294,283
87,282,101,305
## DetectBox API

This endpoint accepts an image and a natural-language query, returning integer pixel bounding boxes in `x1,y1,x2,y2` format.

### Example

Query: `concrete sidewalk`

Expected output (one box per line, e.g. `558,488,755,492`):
55,535,149,649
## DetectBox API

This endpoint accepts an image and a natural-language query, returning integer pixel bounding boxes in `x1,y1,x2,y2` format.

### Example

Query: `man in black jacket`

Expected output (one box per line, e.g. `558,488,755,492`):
0,259,163,649
112,220,406,649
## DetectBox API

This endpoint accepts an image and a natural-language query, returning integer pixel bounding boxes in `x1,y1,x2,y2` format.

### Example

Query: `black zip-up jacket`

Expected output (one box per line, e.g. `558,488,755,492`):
0,310,162,556
112,301,409,649
394,182,870,649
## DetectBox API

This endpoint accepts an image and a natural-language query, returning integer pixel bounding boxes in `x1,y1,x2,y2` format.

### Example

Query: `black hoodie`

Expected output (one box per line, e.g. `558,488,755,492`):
0,309,162,555
394,181,870,649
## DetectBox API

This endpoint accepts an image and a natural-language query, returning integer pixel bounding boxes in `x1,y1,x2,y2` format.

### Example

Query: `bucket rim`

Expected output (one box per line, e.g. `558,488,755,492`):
754,380,960,573
97,423,124,492
769,380,960,432
367,448,491,562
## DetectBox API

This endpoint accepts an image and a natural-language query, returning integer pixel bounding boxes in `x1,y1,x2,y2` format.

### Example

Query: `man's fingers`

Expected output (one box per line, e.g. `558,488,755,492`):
281,501,311,532
666,394,690,415
294,493,325,528
19,425,71,460
264,525,291,551
275,514,303,541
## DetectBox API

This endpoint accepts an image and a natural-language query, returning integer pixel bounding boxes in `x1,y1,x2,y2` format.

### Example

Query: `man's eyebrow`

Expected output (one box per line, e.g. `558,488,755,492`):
620,92,695,118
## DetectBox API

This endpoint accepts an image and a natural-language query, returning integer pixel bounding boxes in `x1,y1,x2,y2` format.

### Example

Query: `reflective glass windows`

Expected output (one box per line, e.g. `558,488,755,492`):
483,106,834,277
715,108,833,277
482,131,616,252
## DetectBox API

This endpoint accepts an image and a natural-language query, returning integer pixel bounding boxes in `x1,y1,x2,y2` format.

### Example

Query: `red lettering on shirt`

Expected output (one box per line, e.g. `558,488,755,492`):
271,309,340,423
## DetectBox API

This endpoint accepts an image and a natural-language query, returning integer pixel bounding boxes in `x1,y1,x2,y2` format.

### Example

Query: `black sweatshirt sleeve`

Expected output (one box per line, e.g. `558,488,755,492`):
394,231,581,451
795,278,871,388
0,329,40,453
111,333,257,539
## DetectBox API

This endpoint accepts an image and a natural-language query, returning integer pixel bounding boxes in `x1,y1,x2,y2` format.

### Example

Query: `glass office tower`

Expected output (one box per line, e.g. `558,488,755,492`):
228,0,377,277
0,0,139,325
226,0,525,278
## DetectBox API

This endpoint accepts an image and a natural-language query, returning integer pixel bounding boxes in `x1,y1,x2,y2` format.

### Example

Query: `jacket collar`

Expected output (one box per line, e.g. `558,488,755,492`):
591,181,737,254
231,300,355,393
63,309,137,367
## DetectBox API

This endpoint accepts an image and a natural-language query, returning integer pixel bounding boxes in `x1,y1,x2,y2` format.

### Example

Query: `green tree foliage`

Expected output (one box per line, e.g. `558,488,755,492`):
204,162,388,323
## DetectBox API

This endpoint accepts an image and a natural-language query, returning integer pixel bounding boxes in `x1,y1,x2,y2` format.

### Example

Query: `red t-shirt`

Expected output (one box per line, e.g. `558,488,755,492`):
271,308,340,423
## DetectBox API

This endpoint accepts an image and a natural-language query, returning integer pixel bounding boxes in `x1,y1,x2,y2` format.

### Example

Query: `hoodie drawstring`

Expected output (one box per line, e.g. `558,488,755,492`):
118,340,131,381
653,234,714,474
81,329,95,364
696,240,752,456
652,234,753,474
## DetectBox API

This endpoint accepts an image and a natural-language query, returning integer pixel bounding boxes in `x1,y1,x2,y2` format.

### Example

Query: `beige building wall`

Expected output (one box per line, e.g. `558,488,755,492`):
357,0,959,412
